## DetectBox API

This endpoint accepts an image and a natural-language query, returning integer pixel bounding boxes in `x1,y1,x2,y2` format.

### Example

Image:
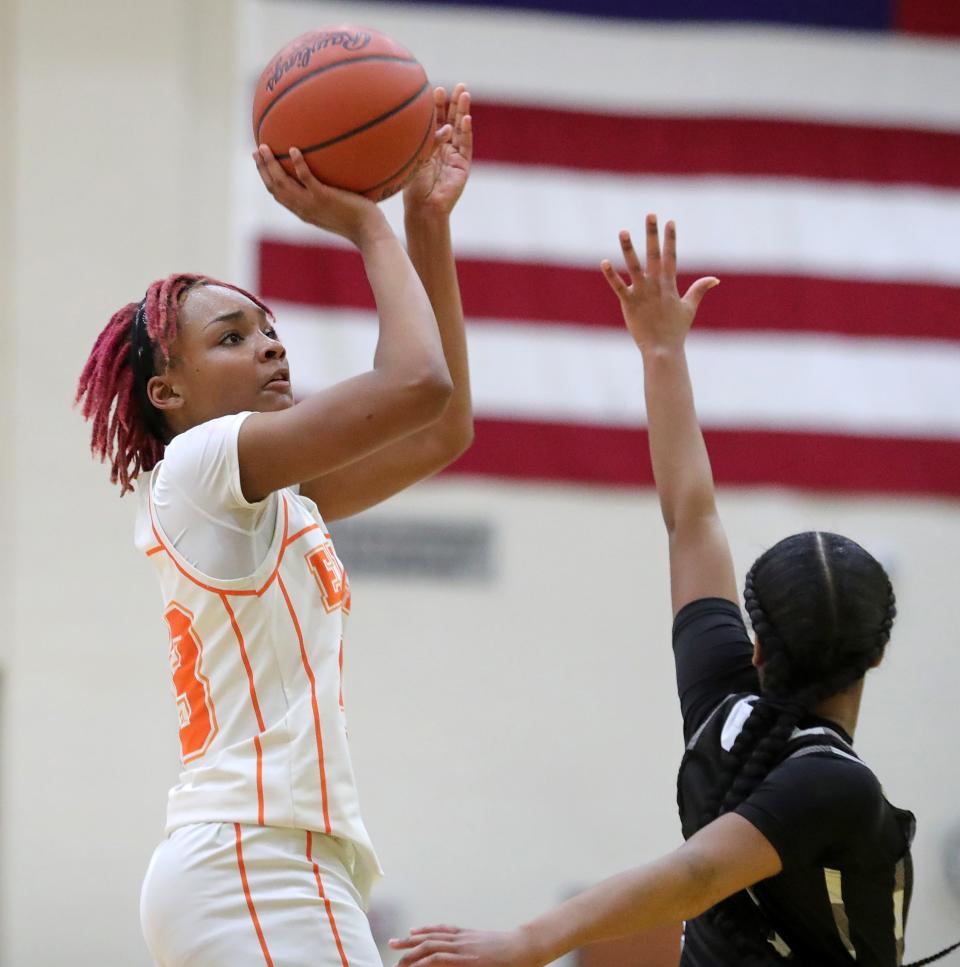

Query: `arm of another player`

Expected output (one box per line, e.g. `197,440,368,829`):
239,145,454,502
389,813,782,967
603,216,736,616
300,86,474,521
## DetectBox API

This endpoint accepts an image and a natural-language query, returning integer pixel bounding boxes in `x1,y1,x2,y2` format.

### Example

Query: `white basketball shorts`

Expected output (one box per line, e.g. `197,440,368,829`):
140,823,382,967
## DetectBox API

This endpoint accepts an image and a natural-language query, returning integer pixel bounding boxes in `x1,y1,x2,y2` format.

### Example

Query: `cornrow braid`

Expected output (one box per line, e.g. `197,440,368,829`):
696,699,778,832
696,698,788,965
709,893,784,967
76,273,273,494
697,532,896,963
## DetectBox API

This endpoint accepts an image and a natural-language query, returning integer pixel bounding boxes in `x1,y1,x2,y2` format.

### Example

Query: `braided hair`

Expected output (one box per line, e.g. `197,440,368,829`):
76,273,273,494
699,531,896,963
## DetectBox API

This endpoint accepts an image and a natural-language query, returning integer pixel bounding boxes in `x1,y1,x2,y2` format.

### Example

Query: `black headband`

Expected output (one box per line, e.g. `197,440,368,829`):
129,300,168,442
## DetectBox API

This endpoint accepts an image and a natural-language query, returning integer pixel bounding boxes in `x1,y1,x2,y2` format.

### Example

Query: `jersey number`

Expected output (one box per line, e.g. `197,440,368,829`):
165,603,218,762
305,543,351,614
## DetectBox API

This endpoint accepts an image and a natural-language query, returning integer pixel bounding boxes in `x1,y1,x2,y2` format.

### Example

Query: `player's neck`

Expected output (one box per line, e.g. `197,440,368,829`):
813,678,865,740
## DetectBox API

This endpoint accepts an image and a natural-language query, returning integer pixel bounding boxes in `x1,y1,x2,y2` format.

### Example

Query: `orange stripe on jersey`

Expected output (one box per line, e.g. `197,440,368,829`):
306,831,351,967
254,735,265,826
253,494,291,595
234,824,275,967
278,573,332,834
147,489,291,597
285,522,321,546
220,593,267,823
220,594,266,732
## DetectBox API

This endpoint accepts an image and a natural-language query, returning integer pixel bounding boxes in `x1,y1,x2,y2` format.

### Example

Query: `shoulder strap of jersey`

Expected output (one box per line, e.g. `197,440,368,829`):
778,722,868,770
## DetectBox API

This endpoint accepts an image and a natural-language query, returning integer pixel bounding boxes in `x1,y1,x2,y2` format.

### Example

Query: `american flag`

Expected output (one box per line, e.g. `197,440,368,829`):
239,0,960,497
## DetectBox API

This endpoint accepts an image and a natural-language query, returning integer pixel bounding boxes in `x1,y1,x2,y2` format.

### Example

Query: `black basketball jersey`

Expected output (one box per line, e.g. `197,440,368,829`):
673,598,915,966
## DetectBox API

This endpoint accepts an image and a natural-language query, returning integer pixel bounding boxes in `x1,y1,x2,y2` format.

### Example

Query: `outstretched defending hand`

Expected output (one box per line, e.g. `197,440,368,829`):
403,84,473,217
252,144,389,248
601,214,719,352
390,925,542,967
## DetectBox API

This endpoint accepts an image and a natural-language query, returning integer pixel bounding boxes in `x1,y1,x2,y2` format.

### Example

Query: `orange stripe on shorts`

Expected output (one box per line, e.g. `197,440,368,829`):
306,831,351,967
234,824,274,967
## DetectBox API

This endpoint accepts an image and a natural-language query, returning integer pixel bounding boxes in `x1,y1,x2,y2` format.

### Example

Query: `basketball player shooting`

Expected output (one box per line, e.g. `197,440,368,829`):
76,86,473,967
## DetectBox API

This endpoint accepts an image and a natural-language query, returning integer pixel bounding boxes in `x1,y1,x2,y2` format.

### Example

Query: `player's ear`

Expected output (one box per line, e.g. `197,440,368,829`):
148,373,184,412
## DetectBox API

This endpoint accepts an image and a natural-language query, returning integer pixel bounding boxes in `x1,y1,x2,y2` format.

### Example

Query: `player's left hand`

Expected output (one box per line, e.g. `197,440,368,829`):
403,84,473,217
602,215,719,353
390,924,542,967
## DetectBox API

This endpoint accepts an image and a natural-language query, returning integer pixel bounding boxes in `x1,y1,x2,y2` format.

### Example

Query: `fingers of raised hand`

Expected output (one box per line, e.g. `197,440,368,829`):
256,144,305,199
447,83,467,126
431,86,450,135
258,144,285,179
619,229,644,282
454,88,471,129
601,258,630,299
456,111,473,163
433,122,454,146
682,275,720,311
288,147,319,190
252,146,277,193
644,213,662,277
662,219,678,280
448,85,473,161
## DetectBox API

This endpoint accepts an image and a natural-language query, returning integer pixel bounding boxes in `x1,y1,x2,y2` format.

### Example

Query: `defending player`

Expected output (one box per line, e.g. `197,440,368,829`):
77,87,472,967
389,216,939,966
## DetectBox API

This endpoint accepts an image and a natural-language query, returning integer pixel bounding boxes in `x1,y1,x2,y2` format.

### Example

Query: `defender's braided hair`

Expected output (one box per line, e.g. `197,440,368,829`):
698,532,896,964
76,274,273,494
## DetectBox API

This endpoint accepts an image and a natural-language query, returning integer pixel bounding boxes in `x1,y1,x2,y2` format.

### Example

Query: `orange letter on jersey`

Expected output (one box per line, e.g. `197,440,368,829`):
305,543,351,614
165,603,218,762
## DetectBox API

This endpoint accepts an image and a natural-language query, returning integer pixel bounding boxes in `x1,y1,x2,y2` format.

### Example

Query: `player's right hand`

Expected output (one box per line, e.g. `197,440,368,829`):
253,144,391,249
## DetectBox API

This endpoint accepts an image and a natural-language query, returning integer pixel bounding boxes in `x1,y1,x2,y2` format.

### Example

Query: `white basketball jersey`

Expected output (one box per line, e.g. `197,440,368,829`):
134,426,381,901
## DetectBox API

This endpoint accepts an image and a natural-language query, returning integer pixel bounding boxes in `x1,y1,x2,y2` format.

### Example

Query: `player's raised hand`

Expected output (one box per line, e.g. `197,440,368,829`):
403,84,473,217
252,144,388,248
601,215,719,352
390,925,542,967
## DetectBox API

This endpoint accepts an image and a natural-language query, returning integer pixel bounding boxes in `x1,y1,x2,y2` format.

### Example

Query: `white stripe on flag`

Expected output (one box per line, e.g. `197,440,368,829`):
273,304,960,438
243,166,960,285
249,1,960,130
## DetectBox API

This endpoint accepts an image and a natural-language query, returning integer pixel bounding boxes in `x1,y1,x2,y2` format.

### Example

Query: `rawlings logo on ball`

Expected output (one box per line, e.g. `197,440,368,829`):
265,31,372,92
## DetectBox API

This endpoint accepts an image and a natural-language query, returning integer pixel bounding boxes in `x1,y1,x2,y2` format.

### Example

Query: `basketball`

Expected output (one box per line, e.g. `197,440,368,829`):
252,26,435,201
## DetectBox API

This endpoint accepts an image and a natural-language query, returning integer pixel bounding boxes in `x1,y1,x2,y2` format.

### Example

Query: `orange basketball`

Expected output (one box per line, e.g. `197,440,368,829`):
252,26,435,202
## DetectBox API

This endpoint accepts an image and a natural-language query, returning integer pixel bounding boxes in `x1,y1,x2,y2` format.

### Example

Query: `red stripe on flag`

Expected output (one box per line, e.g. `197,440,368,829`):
467,103,960,188
444,419,960,496
259,240,960,342
897,0,960,37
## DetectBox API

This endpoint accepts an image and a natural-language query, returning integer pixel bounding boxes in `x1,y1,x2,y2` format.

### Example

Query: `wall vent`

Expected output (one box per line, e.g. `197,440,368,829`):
329,516,494,582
